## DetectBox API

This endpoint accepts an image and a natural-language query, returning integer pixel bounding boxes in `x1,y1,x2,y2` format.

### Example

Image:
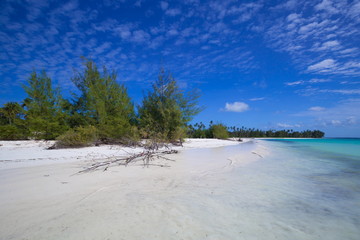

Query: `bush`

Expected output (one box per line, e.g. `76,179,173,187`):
0,125,28,140
55,125,98,148
211,124,229,139
169,126,187,143
28,117,68,140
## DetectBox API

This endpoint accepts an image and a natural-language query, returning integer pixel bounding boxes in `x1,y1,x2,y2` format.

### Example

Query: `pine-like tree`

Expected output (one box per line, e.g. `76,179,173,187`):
23,70,67,139
71,59,136,140
138,68,202,142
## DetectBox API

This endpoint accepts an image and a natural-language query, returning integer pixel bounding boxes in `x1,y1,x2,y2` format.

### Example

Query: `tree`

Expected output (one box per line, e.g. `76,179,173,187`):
0,102,28,140
138,68,202,142
23,70,67,139
71,59,136,140
312,130,325,138
211,124,229,139
0,102,23,125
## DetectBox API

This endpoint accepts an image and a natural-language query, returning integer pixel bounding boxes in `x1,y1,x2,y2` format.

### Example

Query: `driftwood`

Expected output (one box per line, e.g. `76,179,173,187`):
78,148,178,173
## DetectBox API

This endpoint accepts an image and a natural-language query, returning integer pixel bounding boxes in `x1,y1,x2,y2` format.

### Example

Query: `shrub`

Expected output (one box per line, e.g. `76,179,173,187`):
169,126,187,143
28,117,68,140
55,125,98,148
211,124,229,139
0,125,28,140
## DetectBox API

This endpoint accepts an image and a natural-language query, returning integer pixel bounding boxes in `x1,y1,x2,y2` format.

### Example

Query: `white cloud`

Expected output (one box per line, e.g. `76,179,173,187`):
307,59,336,71
167,29,179,37
296,99,360,127
149,35,165,49
160,1,168,10
320,89,360,94
285,80,305,86
315,0,339,14
224,102,249,112
132,30,150,43
264,1,359,77
330,120,342,126
57,0,79,13
115,24,133,40
249,97,265,101
348,2,360,20
181,27,194,37
272,0,298,10
307,60,360,76
165,8,181,16
308,78,331,83
93,42,112,55
286,13,300,22
319,117,358,127
230,2,263,23
277,123,301,128
309,106,325,111
286,78,331,86
340,81,360,85
322,40,340,48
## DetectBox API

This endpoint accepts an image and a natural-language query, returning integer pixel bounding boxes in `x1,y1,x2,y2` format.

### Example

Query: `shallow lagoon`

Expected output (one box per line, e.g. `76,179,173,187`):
174,139,360,239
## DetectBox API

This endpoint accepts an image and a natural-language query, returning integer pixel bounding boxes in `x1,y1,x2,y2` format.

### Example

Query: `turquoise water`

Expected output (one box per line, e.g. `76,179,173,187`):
265,138,360,159
246,138,360,239
185,139,360,239
171,139,360,239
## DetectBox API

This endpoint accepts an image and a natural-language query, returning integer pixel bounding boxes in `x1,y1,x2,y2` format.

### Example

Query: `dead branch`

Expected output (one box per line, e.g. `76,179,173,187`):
78,148,178,173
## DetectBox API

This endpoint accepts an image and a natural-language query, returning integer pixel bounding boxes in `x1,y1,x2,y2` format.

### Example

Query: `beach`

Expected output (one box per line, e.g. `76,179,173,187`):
1,138,359,240
0,139,260,239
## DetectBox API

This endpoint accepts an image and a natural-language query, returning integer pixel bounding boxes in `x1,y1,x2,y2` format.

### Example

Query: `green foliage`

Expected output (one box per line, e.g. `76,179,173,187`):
98,117,139,141
0,102,28,140
0,113,6,126
211,124,229,139
71,59,135,140
187,123,325,139
0,102,23,125
187,122,213,138
138,68,202,142
171,127,187,142
23,71,60,117
56,125,98,148
0,124,28,140
22,70,67,139
27,117,68,140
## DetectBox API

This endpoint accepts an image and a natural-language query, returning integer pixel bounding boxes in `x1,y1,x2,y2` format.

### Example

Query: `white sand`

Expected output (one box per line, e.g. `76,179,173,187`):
0,138,267,240
0,138,243,170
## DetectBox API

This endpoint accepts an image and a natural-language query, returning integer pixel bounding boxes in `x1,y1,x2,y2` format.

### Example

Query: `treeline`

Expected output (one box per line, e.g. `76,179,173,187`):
0,59,201,146
0,59,325,145
187,122,325,139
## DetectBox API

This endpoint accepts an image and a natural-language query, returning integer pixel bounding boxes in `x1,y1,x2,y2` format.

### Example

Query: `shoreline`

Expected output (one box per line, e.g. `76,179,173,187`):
2,139,358,239
0,138,247,170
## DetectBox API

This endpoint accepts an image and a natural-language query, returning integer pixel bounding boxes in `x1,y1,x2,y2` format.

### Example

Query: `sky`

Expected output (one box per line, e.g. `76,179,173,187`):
1,0,360,137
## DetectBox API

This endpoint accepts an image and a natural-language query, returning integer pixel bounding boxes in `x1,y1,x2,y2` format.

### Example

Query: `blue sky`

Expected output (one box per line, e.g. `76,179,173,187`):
1,0,360,137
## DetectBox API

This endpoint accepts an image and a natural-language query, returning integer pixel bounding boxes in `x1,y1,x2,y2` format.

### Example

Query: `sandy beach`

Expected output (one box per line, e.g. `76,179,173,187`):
1,139,359,240
0,138,266,240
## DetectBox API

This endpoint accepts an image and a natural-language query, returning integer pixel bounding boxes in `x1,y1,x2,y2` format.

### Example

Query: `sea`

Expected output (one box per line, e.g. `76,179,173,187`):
231,138,360,239
177,138,360,239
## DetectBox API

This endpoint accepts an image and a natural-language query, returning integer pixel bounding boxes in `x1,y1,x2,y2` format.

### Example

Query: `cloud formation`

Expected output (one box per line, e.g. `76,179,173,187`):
309,106,325,111
297,99,360,127
224,102,249,112
277,123,301,128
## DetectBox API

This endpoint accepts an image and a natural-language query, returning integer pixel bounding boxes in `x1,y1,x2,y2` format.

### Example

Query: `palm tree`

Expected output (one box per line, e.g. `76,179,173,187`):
1,102,23,125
